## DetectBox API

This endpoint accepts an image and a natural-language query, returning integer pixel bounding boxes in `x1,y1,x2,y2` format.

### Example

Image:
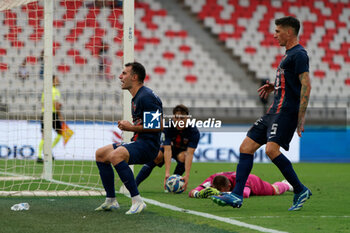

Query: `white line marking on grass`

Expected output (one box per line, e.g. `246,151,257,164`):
0,171,38,180
142,197,288,233
47,179,105,192
232,216,350,219
0,173,286,233
0,190,105,196
0,176,37,181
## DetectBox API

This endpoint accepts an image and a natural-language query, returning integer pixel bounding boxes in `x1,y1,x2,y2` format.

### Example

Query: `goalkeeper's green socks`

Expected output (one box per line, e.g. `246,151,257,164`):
37,139,44,159
37,134,61,160
52,134,62,148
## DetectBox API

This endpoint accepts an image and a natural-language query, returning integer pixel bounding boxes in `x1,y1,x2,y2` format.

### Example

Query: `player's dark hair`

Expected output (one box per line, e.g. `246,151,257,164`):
275,16,300,36
173,104,189,115
212,175,230,191
125,62,146,83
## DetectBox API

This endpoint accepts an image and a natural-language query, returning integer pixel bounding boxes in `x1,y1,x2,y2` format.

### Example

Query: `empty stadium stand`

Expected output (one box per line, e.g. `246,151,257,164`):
0,0,349,123
0,0,257,121
184,0,350,110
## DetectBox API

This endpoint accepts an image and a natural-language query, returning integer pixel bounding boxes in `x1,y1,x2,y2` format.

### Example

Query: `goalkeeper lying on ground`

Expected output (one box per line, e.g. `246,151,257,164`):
189,171,293,198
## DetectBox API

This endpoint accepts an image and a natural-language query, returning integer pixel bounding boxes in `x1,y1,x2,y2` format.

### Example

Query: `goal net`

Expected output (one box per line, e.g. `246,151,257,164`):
0,0,133,196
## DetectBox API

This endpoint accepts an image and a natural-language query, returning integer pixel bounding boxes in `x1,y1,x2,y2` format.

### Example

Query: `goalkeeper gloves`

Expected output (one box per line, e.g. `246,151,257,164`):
197,187,221,198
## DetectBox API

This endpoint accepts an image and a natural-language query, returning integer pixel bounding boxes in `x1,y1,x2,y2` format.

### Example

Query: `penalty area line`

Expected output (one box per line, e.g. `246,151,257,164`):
142,197,288,233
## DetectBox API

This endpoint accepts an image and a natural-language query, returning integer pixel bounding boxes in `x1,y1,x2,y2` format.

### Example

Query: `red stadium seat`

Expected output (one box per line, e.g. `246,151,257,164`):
67,49,80,56
185,75,197,83
163,52,175,60
0,48,6,56
57,64,71,73
314,70,326,79
182,60,194,68
11,41,24,48
179,45,191,53
154,66,166,75
0,63,8,71
26,56,37,64
134,43,144,51
329,63,341,71
116,50,123,57
29,27,44,41
4,10,17,26
74,56,87,65
144,74,150,82
53,20,65,28
245,47,256,54
345,78,350,86
53,42,61,56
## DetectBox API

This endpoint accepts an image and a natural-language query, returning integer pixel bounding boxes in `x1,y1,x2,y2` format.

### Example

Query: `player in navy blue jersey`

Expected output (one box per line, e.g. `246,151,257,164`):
95,62,162,214
212,16,312,211
135,104,200,191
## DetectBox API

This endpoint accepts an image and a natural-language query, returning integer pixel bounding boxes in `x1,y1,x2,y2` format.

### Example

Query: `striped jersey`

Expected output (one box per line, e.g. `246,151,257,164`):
268,44,309,114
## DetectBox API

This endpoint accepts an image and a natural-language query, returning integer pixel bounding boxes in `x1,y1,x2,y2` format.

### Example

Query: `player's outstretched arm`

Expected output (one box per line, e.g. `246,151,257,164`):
183,148,195,191
297,72,311,137
163,145,172,189
257,80,274,99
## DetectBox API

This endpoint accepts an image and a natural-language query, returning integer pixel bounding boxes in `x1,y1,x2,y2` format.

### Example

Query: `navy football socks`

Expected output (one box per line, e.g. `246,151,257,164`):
174,162,185,176
135,161,157,186
272,153,304,194
96,161,115,198
232,153,254,197
114,161,139,197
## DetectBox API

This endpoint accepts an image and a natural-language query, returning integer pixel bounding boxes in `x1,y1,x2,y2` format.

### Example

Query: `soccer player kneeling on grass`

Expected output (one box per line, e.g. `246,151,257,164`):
95,62,162,214
135,104,200,192
189,171,293,199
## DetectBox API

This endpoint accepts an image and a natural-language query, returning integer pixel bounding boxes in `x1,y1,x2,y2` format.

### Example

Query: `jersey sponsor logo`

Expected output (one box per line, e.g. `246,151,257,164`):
143,110,161,129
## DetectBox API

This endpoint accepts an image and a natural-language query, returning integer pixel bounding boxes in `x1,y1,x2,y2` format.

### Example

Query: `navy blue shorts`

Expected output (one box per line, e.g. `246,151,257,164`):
113,140,159,165
157,146,185,167
247,112,298,151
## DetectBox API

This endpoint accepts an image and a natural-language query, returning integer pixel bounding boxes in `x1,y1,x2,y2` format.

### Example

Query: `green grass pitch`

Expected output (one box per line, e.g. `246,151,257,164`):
1,162,350,233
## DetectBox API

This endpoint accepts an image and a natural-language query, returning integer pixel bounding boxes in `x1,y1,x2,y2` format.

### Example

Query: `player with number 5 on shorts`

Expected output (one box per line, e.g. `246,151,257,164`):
211,16,312,211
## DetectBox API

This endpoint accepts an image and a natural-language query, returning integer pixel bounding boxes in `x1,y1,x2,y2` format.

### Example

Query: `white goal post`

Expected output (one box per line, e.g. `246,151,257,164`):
0,0,134,196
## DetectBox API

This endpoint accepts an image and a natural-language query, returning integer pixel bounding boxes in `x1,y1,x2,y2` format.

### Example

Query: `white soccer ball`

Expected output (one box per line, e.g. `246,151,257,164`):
166,174,185,193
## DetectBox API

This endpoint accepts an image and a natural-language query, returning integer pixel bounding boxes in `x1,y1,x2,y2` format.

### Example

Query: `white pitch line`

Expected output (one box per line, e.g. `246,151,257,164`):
0,171,39,181
232,216,350,219
0,175,293,232
142,197,288,233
